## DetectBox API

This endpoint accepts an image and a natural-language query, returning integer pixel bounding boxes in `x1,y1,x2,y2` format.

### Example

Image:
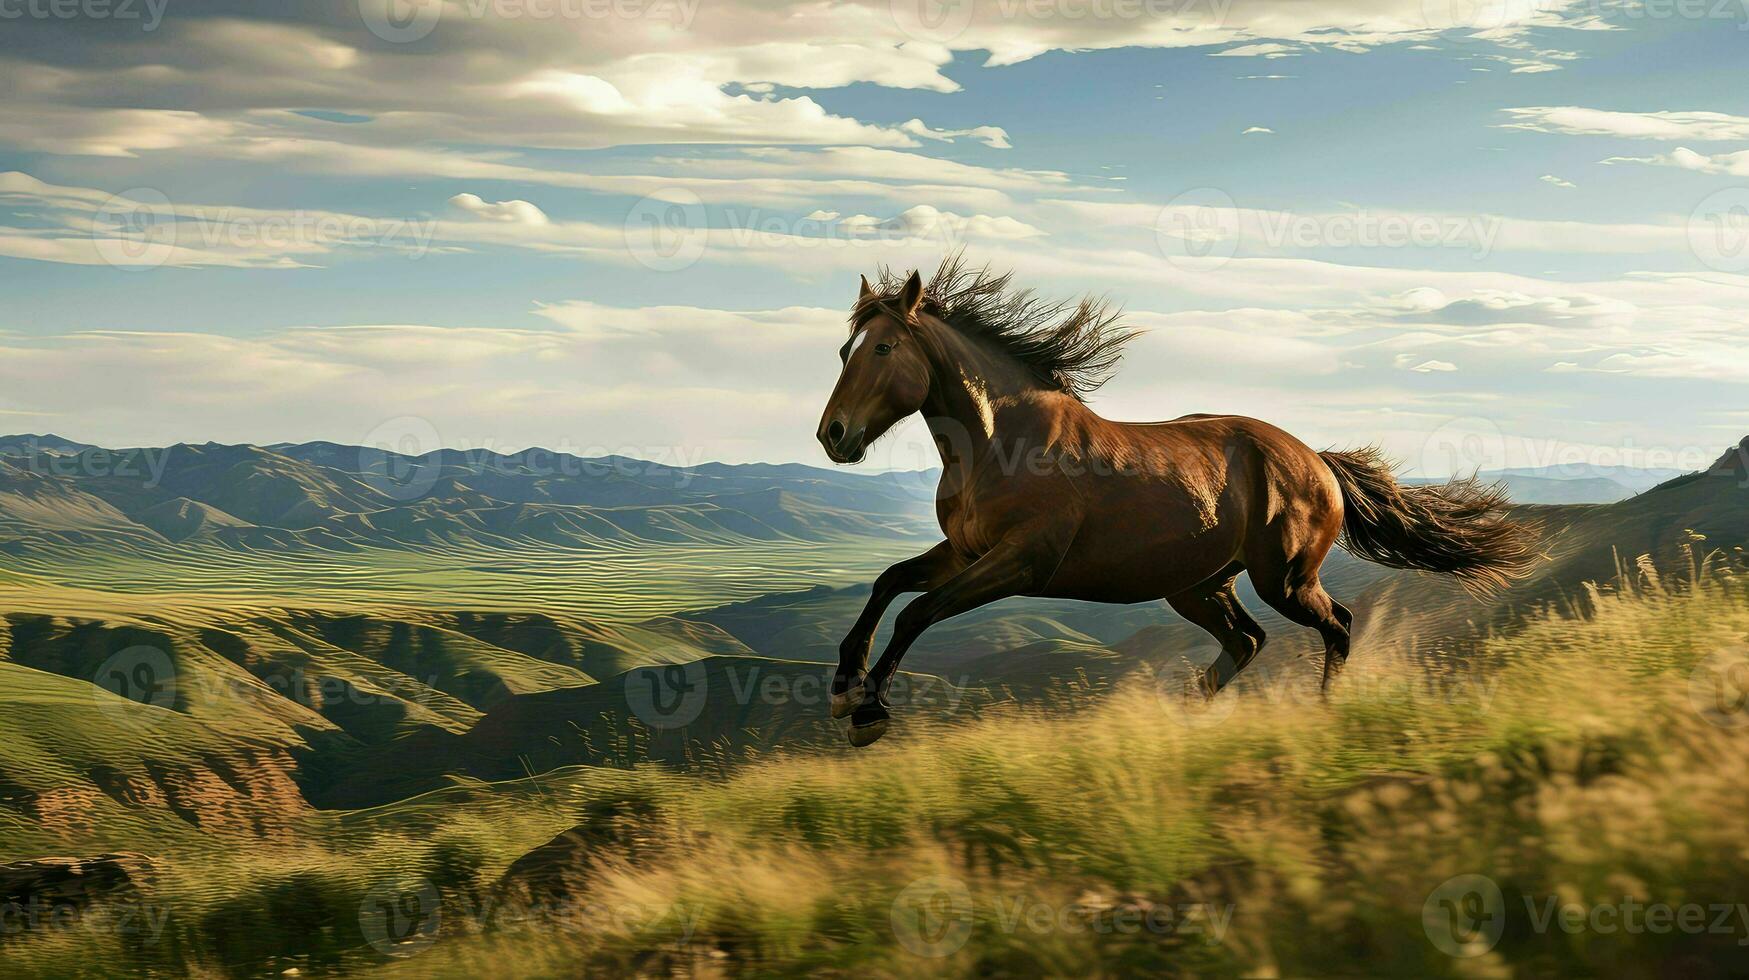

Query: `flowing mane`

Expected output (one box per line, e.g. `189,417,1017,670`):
852,256,1137,401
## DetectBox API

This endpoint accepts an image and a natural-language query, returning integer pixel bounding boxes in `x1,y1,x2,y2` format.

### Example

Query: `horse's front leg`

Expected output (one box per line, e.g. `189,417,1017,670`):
848,527,1068,747
833,541,965,719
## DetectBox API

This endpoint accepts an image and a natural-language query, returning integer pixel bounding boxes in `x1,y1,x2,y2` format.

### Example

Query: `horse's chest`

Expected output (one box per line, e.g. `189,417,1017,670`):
935,479,1032,560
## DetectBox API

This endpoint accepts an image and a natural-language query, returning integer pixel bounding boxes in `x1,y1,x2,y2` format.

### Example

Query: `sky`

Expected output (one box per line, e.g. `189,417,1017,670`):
0,0,1746,476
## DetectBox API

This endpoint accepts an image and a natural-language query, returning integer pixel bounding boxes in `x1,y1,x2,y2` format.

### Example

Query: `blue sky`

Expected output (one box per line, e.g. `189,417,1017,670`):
0,0,1746,475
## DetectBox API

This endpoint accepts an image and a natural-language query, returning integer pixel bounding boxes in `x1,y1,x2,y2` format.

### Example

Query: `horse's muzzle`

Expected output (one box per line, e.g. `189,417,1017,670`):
818,418,867,464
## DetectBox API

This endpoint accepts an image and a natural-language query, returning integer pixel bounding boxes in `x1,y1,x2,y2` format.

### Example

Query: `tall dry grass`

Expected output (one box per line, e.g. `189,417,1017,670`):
372,547,1749,977
6,549,1748,977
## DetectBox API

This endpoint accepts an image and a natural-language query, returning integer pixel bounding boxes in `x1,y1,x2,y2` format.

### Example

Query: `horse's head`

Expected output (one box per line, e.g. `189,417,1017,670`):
817,270,934,464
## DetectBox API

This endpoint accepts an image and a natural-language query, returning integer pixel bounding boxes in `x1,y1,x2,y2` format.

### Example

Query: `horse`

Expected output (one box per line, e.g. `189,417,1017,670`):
814,259,1540,747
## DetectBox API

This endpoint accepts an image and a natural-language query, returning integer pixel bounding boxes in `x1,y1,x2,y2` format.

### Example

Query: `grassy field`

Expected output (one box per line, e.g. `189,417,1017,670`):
6,548,1747,977
0,533,920,623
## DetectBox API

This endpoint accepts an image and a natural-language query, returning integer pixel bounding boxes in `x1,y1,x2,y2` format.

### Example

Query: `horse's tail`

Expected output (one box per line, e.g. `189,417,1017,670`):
1319,447,1542,596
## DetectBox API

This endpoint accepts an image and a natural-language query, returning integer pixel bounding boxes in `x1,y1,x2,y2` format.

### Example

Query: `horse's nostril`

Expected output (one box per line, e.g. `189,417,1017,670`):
827,420,846,446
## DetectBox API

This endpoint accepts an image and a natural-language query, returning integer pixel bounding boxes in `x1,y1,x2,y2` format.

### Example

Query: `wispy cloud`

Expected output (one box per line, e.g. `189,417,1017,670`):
1502,107,1749,141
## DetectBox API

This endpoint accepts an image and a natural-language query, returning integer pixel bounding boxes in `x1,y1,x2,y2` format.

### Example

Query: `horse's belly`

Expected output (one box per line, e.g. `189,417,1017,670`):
1034,517,1238,602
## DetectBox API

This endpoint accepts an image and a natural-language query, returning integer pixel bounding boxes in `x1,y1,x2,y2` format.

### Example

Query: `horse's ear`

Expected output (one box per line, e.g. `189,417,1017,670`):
899,270,924,317
859,275,874,301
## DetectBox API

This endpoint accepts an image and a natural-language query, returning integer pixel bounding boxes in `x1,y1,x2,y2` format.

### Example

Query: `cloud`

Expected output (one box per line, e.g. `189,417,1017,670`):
898,119,1012,149
448,194,550,225
1607,147,1749,177
149,131,1092,211
1212,44,1302,59
1391,289,1633,328
839,205,1045,241
0,172,417,270
1539,174,1576,189
0,311,857,462
1501,106,1749,141
0,107,236,158
1242,127,1275,135
1395,355,1458,372
0,0,1610,172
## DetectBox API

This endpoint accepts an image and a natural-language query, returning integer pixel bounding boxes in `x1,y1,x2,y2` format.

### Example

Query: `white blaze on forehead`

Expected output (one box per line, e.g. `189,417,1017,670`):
847,329,870,359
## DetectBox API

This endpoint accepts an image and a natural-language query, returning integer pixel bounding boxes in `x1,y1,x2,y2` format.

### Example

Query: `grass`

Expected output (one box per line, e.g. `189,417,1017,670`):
0,533,921,623
4,549,1747,977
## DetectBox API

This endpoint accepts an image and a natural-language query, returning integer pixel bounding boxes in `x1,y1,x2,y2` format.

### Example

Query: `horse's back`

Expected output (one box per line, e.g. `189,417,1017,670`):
1026,412,1342,601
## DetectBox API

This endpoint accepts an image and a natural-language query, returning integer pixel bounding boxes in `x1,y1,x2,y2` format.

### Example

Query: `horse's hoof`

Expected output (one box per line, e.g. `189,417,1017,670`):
829,684,865,719
847,716,888,747
846,701,890,747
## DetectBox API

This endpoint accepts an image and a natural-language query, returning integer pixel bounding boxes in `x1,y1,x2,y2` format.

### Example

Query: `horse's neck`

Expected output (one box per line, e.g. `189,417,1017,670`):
916,321,1083,474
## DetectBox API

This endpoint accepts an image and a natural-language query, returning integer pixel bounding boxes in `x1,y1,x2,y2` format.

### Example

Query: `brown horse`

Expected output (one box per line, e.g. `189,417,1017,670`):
815,259,1540,747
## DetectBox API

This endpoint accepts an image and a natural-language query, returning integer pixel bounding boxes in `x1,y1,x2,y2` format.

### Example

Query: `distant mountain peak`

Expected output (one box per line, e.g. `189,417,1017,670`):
0,433,98,455
1708,436,1749,479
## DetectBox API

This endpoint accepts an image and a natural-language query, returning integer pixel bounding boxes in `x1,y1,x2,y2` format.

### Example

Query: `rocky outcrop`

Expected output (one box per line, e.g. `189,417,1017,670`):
0,852,152,910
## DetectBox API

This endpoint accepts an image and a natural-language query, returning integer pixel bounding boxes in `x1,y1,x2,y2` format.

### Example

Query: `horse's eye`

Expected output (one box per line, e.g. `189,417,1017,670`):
874,343,893,356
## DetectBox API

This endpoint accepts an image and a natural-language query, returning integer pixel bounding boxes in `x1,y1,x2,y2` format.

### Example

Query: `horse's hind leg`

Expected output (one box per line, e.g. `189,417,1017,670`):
1251,569,1351,692
1166,567,1267,695
1244,533,1353,693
